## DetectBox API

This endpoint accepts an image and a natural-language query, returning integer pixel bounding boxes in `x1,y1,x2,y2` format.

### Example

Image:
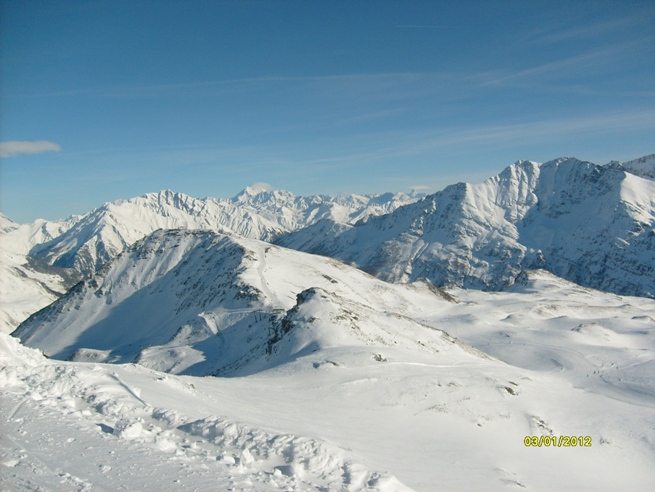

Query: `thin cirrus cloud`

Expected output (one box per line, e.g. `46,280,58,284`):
475,42,642,88
404,109,655,154
529,15,646,45
0,140,62,158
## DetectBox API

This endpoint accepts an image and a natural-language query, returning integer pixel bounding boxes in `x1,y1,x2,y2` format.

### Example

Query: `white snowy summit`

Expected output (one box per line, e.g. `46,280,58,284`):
27,188,420,277
278,156,655,298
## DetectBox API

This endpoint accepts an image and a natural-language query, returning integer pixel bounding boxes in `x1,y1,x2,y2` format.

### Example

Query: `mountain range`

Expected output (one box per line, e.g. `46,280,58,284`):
29,187,421,277
2,153,654,337
3,154,655,491
0,188,418,332
279,155,655,298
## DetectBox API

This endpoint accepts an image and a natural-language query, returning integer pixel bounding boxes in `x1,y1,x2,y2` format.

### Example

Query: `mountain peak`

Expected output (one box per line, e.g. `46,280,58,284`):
236,182,276,198
0,212,18,233
615,153,655,181
279,155,655,298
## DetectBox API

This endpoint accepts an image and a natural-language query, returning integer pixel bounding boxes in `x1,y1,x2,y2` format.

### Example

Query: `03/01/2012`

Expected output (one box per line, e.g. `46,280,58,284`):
524,436,592,447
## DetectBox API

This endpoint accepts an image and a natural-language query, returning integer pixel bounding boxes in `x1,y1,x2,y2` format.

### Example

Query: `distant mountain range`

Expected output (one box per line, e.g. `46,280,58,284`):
2,154,653,335
0,188,418,332
27,188,422,277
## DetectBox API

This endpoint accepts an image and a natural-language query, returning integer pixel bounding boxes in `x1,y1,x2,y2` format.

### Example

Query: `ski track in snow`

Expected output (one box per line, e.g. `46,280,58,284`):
253,244,283,309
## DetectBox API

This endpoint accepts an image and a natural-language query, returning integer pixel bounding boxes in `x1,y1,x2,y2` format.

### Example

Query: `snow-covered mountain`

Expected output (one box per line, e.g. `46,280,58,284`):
27,188,420,277
4,155,655,491
0,214,81,332
0,187,417,333
14,229,454,376
278,156,655,298
5,235,655,490
613,153,655,181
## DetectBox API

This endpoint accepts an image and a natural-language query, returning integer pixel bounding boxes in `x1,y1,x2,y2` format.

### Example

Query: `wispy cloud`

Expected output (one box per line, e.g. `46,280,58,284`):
407,109,655,153
530,15,646,45
475,42,640,88
0,140,61,158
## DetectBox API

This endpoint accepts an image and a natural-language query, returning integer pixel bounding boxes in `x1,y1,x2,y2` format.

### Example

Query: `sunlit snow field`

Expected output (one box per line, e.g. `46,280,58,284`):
3,265,654,491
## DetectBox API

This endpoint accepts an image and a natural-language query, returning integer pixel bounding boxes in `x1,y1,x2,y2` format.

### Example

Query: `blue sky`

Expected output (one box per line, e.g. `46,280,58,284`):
1,0,654,223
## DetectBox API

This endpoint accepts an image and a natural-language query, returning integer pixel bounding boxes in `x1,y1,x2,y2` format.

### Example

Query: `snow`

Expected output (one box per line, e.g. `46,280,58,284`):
3,268,655,490
2,154,655,490
5,231,655,490
27,188,421,277
279,156,655,298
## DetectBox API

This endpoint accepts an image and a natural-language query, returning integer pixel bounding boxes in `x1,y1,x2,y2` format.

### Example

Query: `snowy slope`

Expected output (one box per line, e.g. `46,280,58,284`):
0,215,81,333
0,250,80,333
3,267,655,490
29,188,420,277
614,153,655,181
14,229,453,376
0,213,17,234
279,156,655,298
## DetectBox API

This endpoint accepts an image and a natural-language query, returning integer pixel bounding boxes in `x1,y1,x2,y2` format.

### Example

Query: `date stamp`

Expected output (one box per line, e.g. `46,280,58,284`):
524,436,592,447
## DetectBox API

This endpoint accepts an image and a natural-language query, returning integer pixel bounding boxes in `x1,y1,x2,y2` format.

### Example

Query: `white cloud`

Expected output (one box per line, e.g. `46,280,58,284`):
0,141,62,158
248,182,275,192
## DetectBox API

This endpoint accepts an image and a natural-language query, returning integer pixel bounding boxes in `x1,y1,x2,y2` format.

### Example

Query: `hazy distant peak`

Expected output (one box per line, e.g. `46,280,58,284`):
141,189,194,203
0,212,18,233
236,182,276,198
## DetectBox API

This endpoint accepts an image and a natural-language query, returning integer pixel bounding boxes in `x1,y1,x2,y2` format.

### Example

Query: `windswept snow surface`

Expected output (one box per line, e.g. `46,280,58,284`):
5,230,655,490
